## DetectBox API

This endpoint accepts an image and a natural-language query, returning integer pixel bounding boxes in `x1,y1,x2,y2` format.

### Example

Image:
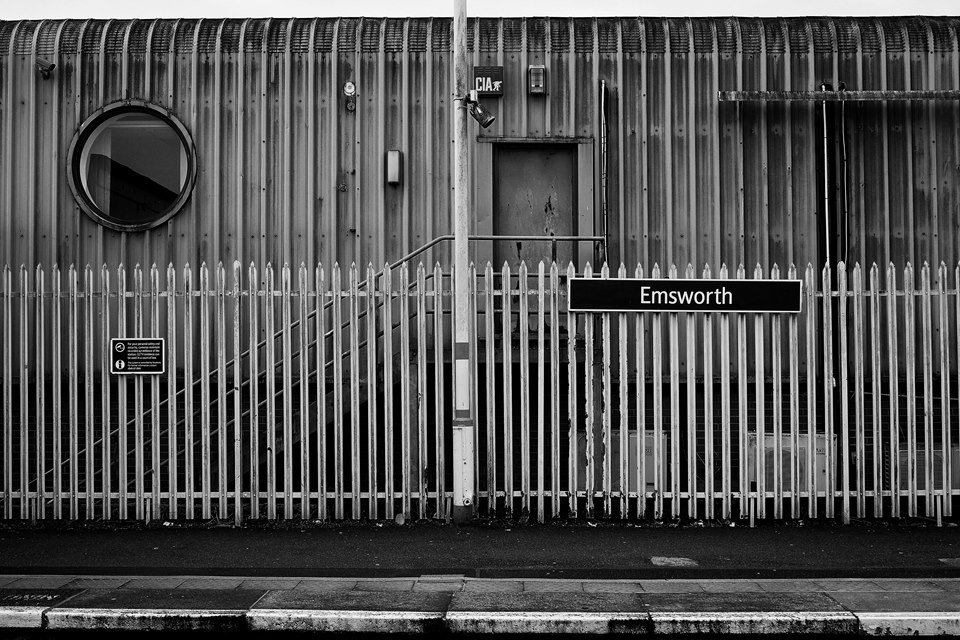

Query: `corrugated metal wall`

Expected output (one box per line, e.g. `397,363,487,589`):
0,17,958,272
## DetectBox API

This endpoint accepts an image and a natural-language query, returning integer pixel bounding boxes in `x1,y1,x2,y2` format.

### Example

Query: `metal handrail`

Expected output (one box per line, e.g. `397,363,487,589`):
52,234,604,484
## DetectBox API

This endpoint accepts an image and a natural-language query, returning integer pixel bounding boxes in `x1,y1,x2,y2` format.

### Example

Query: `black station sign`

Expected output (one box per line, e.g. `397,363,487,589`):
474,65,503,96
568,278,803,313
110,338,166,375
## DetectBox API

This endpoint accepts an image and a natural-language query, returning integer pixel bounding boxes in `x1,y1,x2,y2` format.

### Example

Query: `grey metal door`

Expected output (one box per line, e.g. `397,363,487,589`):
493,144,577,269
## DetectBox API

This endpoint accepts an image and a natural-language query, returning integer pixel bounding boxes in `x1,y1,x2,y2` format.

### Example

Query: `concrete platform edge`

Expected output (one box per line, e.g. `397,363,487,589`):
3,606,960,634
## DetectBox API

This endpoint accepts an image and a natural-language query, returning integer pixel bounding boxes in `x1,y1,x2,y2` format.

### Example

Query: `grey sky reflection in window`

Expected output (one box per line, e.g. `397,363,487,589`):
78,112,189,227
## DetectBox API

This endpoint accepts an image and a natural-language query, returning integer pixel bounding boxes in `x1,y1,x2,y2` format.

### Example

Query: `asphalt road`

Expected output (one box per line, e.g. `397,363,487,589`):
2,520,958,579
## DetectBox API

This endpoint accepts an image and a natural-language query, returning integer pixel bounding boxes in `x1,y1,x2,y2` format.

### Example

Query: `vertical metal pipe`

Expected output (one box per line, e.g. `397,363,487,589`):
282,264,294,518
636,264,646,520
484,264,496,514
166,266,177,520
821,264,835,519
905,264,917,516
519,263,531,517
719,264,731,519
704,265,716,520
804,264,817,518
788,265,800,520
601,265,612,518
550,262,561,519
415,265,427,520
566,263,578,518
183,266,194,520
921,264,934,516
367,263,379,520
235,262,244,524
265,264,276,519
838,262,850,524
398,264,411,519
753,265,766,521
651,265,663,520
886,263,900,518
685,264,697,520
618,265,628,519
939,263,953,516
537,262,546,522
36,266,45,520
150,266,161,521
381,266,393,519
317,264,328,520
502,263,514,516
248,264,259,520
584,264,596,520
118,266,128,520
736,264,747,519
434,263,446,519
853,264,866,519
218,263,230,519
134,266,145,521
199,264,211,519
68,266,78,520
870,264,882,517
452,0,476,522
772,265,783,520
19,267,29,519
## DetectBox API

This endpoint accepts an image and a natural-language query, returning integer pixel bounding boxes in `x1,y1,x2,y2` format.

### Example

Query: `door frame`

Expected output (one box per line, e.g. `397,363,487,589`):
475,137,595,270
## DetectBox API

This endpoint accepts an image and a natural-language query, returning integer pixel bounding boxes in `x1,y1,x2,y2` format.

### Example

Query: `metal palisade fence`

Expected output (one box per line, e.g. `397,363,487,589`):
0,260,958,524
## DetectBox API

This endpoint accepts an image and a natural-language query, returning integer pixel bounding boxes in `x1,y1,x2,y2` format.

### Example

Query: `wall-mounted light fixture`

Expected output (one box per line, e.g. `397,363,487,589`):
465,89,496,129
343,80,357,112
386,150,402,185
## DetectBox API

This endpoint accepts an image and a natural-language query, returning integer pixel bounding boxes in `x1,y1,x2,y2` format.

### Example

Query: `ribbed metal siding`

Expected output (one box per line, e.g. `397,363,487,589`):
1,17,959,272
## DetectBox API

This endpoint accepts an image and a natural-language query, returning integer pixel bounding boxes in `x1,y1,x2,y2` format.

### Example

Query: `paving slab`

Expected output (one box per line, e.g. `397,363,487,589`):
872,579,946,592
63,578,130,589
413,580,463,592
236,578,302,591
756,580,827,592
293,579,358,592
120,577,186,589
637,580,704,593
52,588,265,611
5,576,75,589
178,577,245,590
582,581,644,593
699,580,765,593
814,579,883,592
828,590,960,612
461,579,524,593
253,587,453,613
353,579,415,592
523,580,584,592
934,579,960,591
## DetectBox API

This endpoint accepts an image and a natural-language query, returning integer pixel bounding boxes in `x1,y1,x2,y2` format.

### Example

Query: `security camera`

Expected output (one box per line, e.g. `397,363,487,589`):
466,89,496,129
36,59,56,79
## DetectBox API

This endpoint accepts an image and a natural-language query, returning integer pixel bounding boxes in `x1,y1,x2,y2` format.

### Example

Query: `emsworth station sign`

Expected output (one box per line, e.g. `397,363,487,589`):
568,278,803,313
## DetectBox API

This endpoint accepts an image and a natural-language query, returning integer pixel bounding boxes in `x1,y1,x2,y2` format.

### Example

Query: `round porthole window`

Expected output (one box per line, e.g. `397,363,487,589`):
68,101,197,232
